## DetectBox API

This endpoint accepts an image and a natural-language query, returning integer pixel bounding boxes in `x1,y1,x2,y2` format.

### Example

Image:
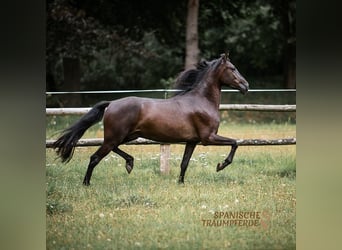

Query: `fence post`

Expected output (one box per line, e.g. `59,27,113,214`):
160,90,171,174
160,144,171,174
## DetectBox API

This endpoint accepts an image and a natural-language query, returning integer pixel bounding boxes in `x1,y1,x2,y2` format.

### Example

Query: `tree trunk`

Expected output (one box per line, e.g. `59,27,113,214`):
280,0,296,88
63,57,82,107
185,0,199,70
284,43,296,88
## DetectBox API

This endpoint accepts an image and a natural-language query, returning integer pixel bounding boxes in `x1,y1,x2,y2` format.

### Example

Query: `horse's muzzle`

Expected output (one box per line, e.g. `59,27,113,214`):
239,82,249,95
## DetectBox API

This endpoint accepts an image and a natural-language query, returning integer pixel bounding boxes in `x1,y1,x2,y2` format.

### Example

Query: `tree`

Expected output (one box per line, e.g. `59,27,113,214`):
185,0,200,70
46,0,296,107
62,57,81,106
273,0,296,88
46,0,114,93
46,0,186,96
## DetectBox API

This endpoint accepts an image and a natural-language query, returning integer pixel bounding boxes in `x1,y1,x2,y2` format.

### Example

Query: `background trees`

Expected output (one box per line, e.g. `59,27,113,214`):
46,0,296,106
185,0,199,70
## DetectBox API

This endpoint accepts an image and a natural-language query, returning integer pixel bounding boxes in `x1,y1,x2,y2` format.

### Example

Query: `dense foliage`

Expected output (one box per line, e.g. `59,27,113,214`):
46,0,295,104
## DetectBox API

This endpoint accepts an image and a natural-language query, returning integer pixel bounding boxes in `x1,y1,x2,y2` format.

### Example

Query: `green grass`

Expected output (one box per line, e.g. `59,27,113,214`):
46,123,295,249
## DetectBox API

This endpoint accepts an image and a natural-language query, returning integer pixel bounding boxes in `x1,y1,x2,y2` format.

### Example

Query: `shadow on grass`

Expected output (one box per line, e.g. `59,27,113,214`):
46,200,73,215
186,165,247,186
101,194,158,209
264,160,296,179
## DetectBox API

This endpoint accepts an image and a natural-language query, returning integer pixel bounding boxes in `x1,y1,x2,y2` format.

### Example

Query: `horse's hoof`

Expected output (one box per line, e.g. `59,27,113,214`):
216,162,227,172
216,163,223,172
217,160,232,172
126,164,133,174
178,177,185,185
83,181,90,186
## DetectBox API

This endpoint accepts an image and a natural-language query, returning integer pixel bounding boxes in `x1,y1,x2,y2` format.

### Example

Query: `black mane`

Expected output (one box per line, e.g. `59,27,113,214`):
173,58,219,95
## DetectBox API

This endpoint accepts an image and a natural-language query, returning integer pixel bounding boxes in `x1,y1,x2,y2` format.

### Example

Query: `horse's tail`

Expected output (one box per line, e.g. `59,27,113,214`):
53,101,111,163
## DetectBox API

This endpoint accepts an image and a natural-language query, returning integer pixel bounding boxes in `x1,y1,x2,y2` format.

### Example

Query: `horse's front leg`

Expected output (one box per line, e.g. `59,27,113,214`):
178,142,197,184
202,134,238,172
216,143,238,172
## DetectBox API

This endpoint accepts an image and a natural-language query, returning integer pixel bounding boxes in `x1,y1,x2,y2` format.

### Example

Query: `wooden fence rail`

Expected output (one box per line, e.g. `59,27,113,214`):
46,138,296,148
46,104,296,115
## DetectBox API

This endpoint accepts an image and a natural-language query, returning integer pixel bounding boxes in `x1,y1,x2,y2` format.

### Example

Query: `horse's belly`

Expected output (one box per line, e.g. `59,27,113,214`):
138,118,199,143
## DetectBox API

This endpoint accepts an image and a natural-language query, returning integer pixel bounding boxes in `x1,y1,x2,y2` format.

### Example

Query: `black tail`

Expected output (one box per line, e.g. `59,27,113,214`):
53,101,111,163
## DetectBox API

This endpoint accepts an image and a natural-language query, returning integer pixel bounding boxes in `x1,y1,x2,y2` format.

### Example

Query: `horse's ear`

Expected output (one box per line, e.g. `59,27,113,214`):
221,52,230,62
221,53,227,62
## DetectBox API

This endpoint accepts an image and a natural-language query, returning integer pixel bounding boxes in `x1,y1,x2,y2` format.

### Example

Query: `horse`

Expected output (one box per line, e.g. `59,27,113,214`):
53,53,249,185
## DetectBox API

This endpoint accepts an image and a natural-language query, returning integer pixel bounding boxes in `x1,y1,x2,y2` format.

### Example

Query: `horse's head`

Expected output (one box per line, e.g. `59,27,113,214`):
217,53,249,94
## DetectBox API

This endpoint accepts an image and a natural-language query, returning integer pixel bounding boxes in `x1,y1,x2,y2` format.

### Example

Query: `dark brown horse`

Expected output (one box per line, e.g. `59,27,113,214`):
53,53,249,185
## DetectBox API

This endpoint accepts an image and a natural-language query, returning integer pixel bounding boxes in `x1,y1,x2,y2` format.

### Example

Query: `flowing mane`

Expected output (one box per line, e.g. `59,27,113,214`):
173,59,219,95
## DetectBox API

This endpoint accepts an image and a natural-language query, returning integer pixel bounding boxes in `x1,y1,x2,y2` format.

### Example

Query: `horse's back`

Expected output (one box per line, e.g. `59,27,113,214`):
107,96,154,109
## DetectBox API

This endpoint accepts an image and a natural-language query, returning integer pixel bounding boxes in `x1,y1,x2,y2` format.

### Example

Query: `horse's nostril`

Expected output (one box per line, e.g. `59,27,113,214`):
244,81,249,89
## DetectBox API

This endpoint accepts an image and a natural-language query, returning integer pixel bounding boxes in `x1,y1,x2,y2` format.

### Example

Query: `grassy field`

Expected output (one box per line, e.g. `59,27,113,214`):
46,122,296,249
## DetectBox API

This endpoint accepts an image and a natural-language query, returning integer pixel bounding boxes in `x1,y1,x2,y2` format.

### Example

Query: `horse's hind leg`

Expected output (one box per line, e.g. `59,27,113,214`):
83,143,113,186
113,147,134,174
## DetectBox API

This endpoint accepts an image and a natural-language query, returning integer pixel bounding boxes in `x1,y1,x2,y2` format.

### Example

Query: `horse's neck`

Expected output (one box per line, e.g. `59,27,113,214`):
198,76,222,109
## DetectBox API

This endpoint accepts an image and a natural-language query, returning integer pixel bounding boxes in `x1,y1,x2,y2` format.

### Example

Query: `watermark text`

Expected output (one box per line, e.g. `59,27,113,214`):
201,211,270,229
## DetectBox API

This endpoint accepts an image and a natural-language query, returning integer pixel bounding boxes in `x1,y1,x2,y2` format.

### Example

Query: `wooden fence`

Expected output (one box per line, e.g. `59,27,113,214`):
46,104,296,173
46,104,296,115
